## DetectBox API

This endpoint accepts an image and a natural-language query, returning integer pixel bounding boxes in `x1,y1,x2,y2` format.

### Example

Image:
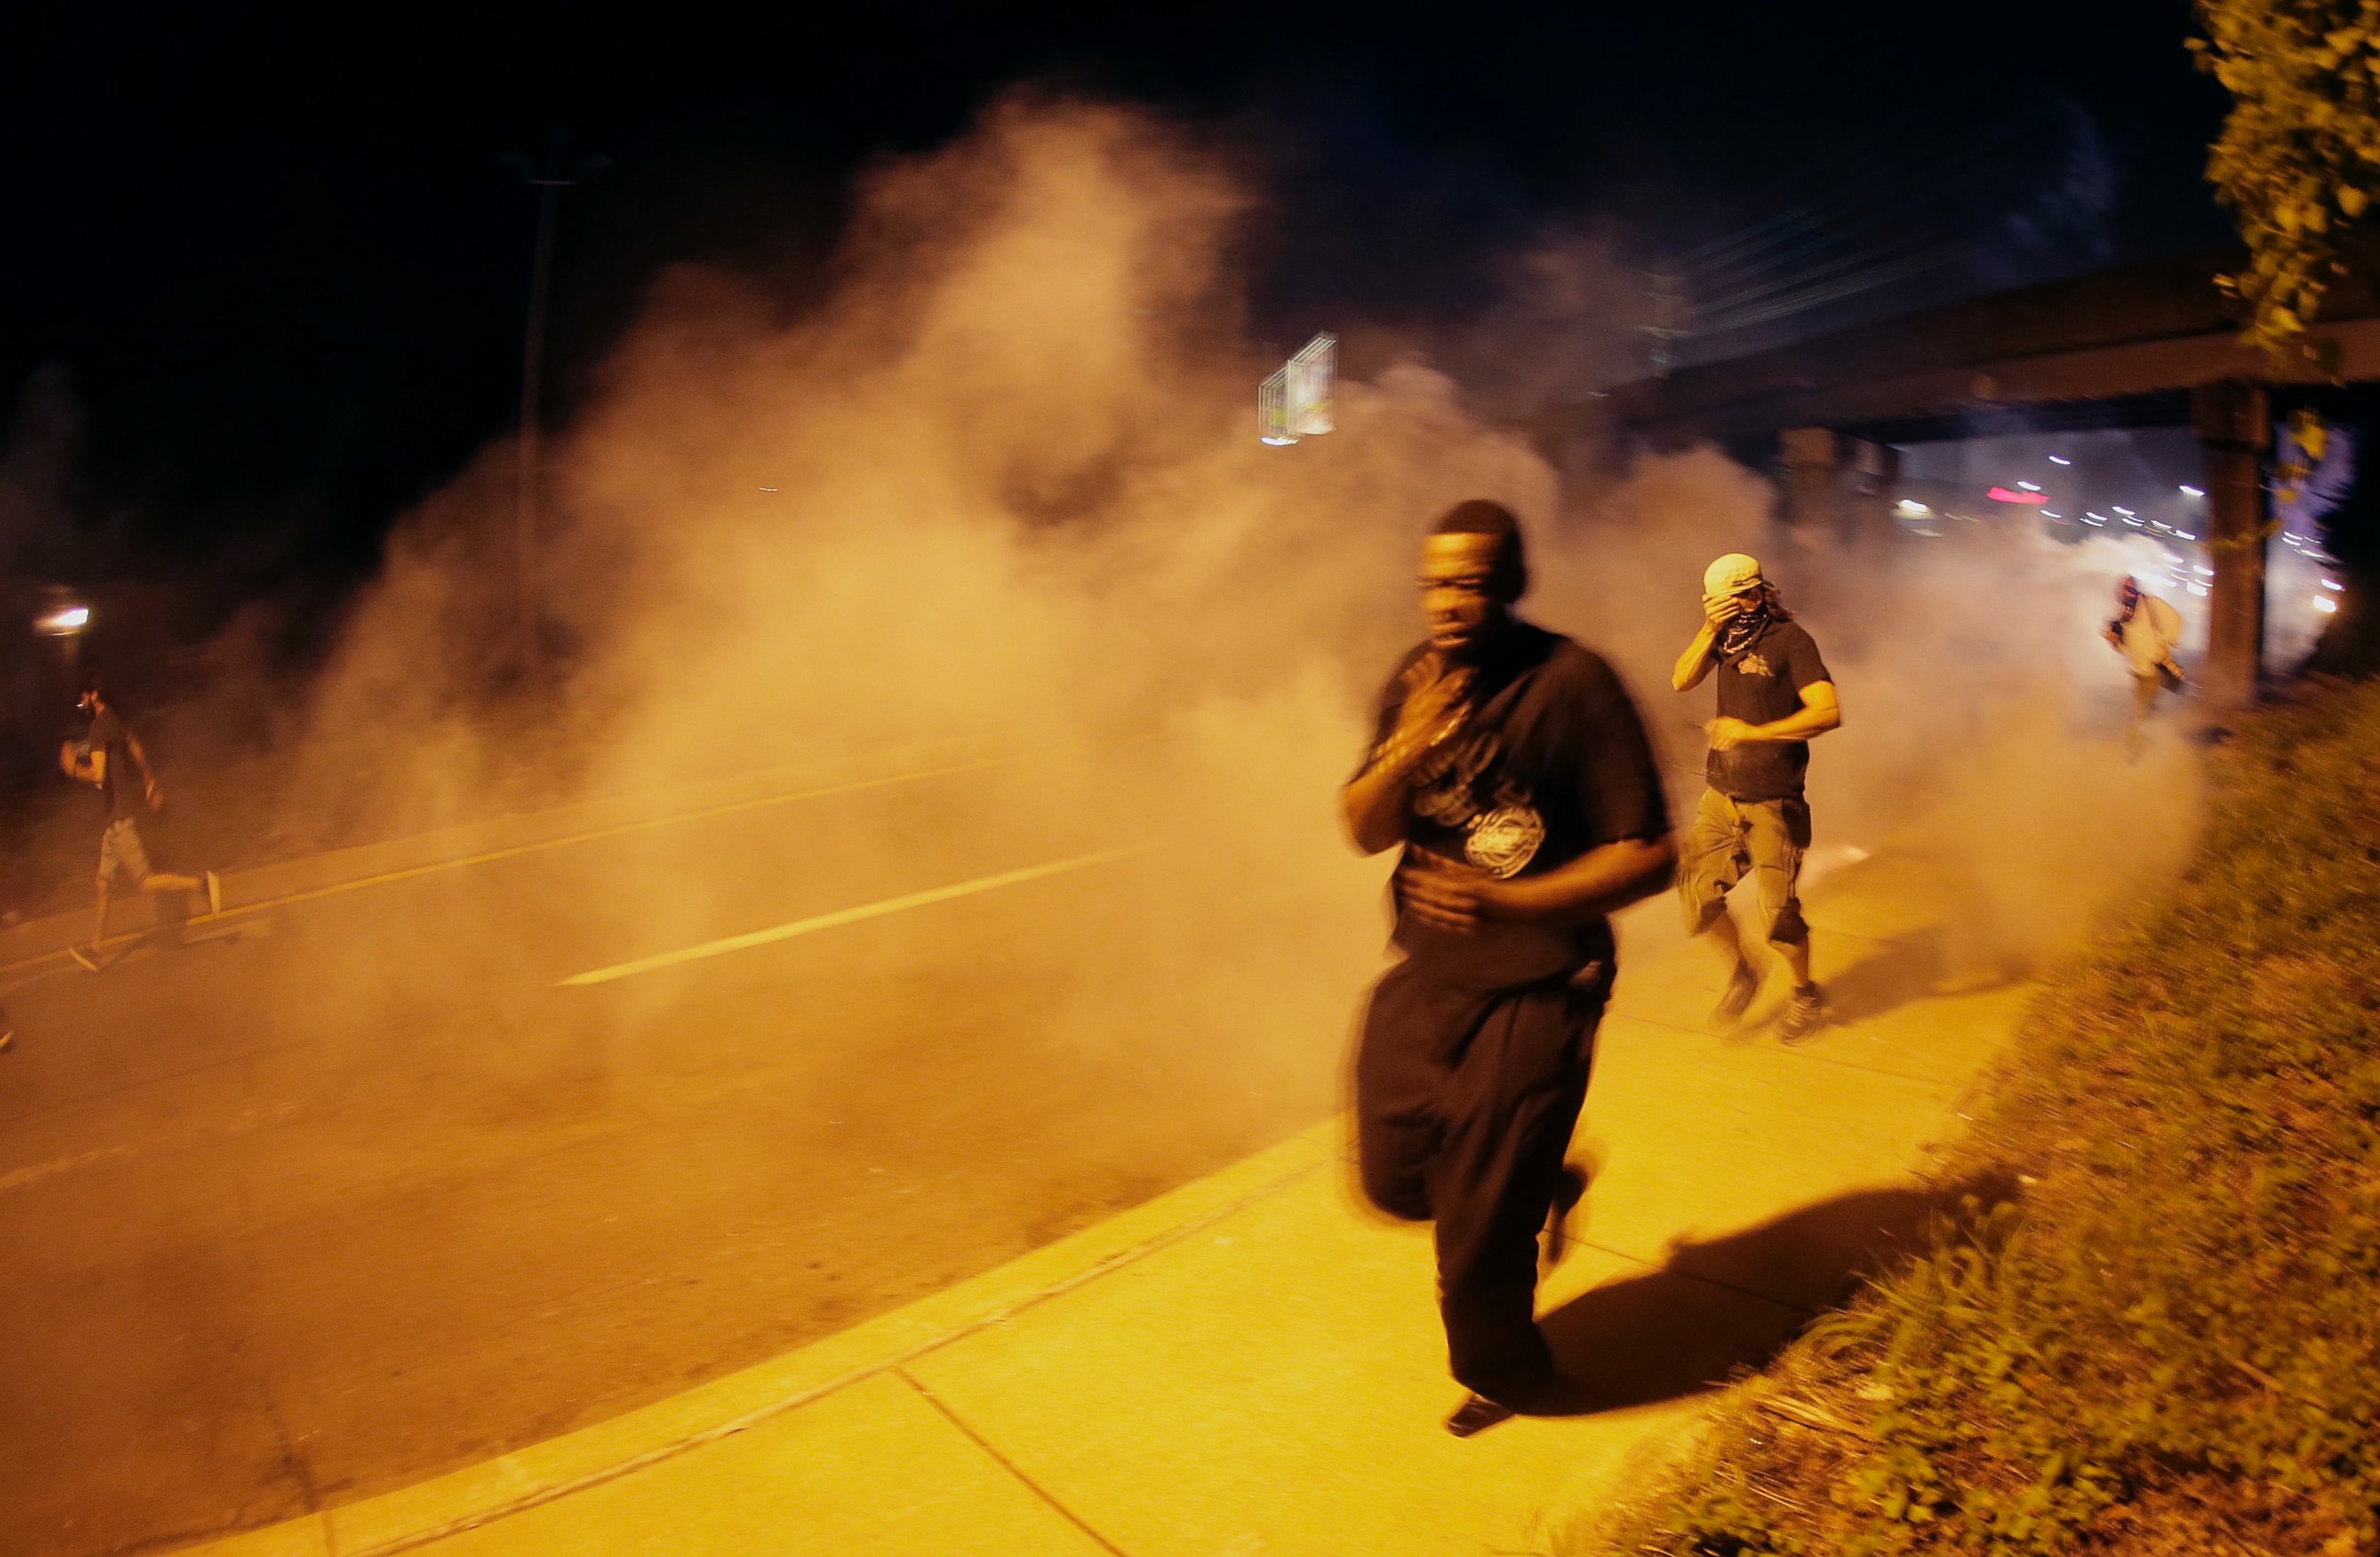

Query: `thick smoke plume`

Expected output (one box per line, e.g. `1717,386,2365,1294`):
212,95,2200,1090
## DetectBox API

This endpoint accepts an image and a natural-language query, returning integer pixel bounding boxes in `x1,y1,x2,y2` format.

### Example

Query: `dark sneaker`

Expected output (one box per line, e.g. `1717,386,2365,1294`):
1544,1164,1588,1271
1779,983,1827,1044
204,872,224,916
1714,960,1760,1024
1445,1393,1517,1438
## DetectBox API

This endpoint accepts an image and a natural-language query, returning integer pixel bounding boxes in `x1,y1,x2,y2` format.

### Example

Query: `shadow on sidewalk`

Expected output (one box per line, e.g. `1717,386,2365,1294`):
1530,1173,2017,1418
1825,930,2024,1025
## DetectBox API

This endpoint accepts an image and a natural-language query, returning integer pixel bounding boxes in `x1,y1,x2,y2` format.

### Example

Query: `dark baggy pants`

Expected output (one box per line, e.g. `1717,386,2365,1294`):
1354,956,1606,1405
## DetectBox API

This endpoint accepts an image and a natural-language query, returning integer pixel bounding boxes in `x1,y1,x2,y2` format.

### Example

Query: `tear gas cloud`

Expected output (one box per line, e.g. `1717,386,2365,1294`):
250,95,2198,1095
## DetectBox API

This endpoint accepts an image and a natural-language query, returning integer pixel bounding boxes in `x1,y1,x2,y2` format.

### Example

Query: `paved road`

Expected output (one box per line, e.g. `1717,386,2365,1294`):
0,750,1372,1557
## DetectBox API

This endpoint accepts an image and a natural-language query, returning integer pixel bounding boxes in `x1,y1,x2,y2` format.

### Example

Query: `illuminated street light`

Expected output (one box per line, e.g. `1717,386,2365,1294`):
2016,480,2041,491
2179,485,2204,498
2322,578,2344,590
2176,531,2196,540
36,604,90,635
2314,596,2340,614
2043,510,2065,520
2048,454,2072,465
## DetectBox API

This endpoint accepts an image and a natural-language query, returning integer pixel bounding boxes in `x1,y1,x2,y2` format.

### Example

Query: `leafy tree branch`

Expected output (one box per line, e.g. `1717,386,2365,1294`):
2195,0,2380,366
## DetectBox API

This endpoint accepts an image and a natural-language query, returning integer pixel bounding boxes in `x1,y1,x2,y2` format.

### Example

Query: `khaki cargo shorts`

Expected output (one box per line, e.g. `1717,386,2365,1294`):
1678,787,1811,948
97,817,154,885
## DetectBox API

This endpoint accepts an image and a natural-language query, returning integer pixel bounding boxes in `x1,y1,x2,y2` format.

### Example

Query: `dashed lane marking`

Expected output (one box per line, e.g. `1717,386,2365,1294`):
557,845,1156,989
0,1144,134,1194
0,1101,310,1197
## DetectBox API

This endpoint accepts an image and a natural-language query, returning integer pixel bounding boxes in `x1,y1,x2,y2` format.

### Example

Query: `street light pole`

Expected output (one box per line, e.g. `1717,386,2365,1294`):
508,134,607,687
516,162,563,685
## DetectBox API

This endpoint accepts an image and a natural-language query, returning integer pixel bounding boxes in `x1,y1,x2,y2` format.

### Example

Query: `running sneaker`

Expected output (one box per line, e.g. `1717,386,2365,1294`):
1445,1393,1517,1438
1714,960,1760,1024
1779,983,1828,1044
204,871,224,916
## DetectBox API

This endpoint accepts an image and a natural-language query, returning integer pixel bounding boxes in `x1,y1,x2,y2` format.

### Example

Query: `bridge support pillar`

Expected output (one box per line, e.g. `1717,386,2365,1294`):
1779,427,1841,534
2193,382,2271,711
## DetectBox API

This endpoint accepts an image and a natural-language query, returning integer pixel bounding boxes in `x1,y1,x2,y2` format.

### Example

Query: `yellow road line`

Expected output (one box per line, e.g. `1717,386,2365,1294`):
217,757,1008,923
558,845,1155,988
0,756,1010,980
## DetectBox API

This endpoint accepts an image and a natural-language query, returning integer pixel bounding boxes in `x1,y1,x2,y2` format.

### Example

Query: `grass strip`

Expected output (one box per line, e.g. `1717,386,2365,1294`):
1577,680,2380,1557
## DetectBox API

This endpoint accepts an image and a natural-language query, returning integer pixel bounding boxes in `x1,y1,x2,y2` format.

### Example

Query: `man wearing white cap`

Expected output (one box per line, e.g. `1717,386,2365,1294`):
1671,553,1841,1041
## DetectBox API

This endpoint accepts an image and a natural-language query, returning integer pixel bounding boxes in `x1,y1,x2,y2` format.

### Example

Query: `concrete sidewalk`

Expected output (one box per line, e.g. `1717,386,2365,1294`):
171,845,2036,1557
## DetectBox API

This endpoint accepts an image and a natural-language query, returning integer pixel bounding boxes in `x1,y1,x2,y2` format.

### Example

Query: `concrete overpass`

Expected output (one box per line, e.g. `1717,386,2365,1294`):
1600,248,2380,708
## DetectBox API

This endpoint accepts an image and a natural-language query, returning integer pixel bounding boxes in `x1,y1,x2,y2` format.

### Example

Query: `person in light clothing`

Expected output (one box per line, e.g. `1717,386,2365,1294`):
2105,575,2185,754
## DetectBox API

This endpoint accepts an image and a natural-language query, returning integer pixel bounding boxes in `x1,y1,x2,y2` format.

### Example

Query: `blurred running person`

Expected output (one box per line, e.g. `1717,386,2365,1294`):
61,680,220,969
1672,554,1841,1043
2105,575,2185,756
1343,499,1676,1437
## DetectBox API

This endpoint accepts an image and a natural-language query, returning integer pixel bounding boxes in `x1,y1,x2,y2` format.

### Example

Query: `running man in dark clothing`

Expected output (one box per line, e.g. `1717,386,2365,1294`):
61,681,220,967
1671,553,1842,1042
1342,499,1677,1437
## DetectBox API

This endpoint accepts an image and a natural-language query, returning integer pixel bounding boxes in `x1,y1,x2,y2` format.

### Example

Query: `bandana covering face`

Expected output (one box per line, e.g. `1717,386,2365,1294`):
1718,598,1769,660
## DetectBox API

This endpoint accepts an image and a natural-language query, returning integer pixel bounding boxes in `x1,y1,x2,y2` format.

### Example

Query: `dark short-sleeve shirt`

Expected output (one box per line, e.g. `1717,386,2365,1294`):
1705,617,1831,803
1360,622,1670,987
87,709,140,823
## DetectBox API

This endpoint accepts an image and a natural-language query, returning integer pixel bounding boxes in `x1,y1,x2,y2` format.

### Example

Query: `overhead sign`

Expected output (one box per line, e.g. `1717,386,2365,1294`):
1259,332,1336,445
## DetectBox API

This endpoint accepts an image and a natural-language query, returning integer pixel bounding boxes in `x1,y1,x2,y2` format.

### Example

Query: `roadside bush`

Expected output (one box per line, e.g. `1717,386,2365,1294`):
1582,681,2380,1557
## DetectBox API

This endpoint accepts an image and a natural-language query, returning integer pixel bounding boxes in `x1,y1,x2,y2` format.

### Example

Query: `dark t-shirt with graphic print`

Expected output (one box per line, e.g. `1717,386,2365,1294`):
1705,616,1831,803
1361,622,1670,989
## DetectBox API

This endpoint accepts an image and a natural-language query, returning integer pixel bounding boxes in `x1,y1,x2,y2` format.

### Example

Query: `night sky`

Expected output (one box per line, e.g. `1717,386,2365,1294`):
0,1,2230,626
